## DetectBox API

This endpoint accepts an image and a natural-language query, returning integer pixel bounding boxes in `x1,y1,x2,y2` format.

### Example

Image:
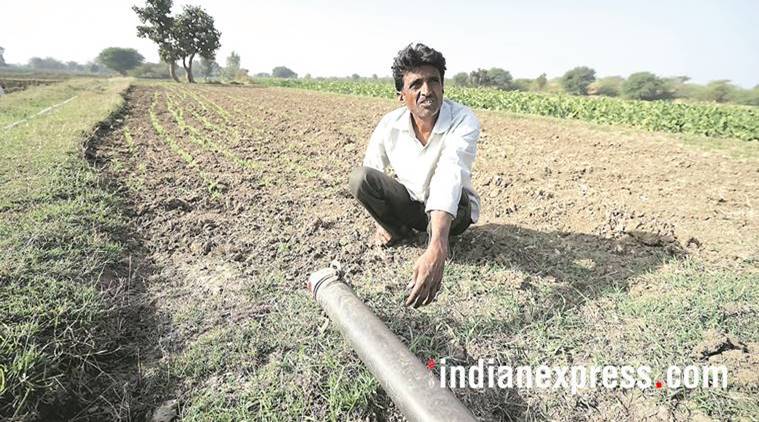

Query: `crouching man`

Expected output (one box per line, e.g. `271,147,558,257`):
349,43,481,308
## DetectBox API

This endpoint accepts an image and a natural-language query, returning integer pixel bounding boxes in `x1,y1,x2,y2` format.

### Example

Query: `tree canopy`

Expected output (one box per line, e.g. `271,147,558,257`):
703,80,737,103
132,0,221,83
534,73,547,90
173,5,221,82
223,51,241,80
452,72,468,86
133,0,179,80
96,47,144,75
29,57,66,70
589,76,624,97
561,66,596,95
272,66,297,78
467,68,512,90
621,72,671,101
199,57,221,80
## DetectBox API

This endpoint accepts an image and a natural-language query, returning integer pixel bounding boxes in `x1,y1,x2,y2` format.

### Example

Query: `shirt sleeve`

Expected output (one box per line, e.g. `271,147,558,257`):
362,119,390,171
425,109,480,218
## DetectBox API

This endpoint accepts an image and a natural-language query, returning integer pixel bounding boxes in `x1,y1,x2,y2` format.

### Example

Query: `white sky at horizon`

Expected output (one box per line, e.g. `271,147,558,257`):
2,0,758,88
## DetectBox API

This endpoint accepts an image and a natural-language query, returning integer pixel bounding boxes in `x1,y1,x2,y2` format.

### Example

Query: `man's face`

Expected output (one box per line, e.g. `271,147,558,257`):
399,65,444,122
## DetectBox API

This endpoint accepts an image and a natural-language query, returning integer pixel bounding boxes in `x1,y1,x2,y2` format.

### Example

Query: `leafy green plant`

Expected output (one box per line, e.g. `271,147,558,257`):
256,79,759,141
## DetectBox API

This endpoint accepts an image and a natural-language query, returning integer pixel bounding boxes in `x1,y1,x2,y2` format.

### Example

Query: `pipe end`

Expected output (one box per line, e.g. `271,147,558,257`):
307,260,343,299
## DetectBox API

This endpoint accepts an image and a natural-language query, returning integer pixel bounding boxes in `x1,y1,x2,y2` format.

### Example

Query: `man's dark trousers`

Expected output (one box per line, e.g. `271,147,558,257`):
349,166,472,238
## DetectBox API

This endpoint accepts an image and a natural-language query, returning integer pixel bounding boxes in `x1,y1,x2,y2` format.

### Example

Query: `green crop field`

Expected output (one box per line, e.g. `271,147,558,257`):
257,79,759,141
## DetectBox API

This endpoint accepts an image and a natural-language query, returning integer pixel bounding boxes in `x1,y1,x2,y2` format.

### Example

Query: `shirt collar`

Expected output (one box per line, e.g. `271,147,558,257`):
392,100,453,134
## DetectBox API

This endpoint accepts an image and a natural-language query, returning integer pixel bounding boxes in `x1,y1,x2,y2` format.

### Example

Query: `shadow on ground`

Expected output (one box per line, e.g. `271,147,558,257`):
457,223,684,309
376,223,685,421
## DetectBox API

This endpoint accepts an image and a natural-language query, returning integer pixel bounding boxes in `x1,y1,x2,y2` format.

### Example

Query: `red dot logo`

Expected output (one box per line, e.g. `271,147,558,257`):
655,381,664,389
426,358,436,370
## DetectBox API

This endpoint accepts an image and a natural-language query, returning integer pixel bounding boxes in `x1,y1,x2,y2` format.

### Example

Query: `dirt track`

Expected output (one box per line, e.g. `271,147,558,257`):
95,84,758,420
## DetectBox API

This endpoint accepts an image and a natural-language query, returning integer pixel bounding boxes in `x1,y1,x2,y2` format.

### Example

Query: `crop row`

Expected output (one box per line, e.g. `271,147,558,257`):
257,79,759,141
148,90,225,197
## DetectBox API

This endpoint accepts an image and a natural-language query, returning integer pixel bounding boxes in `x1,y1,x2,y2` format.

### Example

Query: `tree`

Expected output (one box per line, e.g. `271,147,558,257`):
272,66,297,78
453,72,468,86
744,86,759,106
703,80,736,103
173,5,221,83
224,51,240,80
534,73,547,91
467,68,511,89
199,57,221,80
96,47,144,75
88,62,103,73
588,76,624,97
664,75,693,99
512,78,532,92
129,62,171,79
621,72,671,101
0,46,5,66
133,0,181,82
28,57,66,70
28,57,44,69
561,66,596,95
65,61,81,72
468,69,490,86
488,68,512,90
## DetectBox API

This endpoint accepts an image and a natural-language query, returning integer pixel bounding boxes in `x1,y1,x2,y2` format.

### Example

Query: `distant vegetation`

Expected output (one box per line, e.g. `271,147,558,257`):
272,66,297,79
257,78,759,141
448,66,758,106
96,47,145,75
0,48,114,76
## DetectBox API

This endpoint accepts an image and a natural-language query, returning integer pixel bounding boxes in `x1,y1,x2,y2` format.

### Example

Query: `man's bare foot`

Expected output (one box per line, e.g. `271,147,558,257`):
373,223,412,247
374,223,394,246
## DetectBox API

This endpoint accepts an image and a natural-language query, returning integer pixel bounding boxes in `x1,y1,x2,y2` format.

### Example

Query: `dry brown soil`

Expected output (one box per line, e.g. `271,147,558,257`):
93,84,758,421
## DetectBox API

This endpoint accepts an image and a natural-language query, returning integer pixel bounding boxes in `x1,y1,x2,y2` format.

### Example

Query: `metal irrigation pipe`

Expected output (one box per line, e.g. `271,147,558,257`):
307,263,476,422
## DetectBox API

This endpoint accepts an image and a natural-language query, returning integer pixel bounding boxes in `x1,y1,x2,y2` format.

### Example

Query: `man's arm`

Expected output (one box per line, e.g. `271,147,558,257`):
406,210,452,307
406,110,480,307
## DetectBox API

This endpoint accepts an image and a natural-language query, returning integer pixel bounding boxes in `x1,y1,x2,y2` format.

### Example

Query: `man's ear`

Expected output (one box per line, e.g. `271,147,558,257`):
397,92,404,102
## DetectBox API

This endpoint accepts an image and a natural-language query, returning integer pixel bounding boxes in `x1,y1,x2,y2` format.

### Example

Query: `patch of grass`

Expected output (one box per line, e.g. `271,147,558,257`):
0,80,83,128
0,78,140,419
445,257,759,419
158,271,384,421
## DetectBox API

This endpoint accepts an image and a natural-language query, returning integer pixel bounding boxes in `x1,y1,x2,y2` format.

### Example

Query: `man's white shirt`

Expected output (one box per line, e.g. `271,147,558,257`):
363,99,481,223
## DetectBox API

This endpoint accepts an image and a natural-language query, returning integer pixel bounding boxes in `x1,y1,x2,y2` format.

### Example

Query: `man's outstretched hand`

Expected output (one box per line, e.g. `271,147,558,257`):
405,211,452,308
406,241,447,307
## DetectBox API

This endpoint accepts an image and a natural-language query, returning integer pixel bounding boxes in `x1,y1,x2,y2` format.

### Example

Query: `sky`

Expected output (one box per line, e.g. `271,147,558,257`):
2,0,758,87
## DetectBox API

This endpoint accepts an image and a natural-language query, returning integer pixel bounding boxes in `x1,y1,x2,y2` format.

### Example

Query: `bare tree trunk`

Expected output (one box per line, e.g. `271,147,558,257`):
168,61,180,82
183,55,195,83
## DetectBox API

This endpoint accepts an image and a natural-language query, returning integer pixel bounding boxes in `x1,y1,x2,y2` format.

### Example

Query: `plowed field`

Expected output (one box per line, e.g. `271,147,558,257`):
92,83,758,421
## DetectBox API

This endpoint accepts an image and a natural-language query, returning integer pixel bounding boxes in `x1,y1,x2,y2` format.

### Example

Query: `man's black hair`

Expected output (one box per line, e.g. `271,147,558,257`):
391,43,446,92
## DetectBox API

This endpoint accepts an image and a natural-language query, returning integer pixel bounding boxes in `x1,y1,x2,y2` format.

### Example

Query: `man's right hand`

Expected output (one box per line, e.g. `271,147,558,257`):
405,239,447,307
